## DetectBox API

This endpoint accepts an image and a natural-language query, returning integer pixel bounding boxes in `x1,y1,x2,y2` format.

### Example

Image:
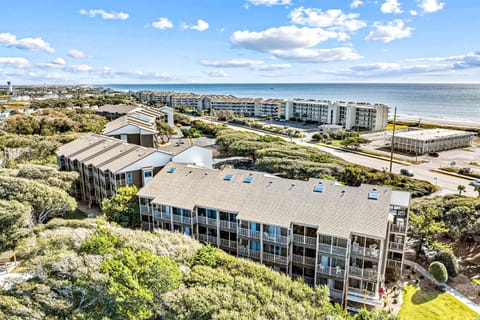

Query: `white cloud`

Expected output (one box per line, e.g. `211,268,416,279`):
246,0,291,6
52,57,66,65
201,59,265,68
381,0,403,14
231,26,338,52
365,20,412,43
418,0,445,13
257,63,292,71
350,0,364,9
270,47,362,63
80,9,129,20
0,32,54,53
68,64,94,72
0,57,29,68
290,7,367,32
98,68,174,81
152,17,174,29
68,49,87,59
207,70,228,77
410,10,418,16
183,19,209,32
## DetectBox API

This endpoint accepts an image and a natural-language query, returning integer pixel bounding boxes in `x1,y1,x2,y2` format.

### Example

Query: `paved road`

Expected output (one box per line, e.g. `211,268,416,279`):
200,119,476,197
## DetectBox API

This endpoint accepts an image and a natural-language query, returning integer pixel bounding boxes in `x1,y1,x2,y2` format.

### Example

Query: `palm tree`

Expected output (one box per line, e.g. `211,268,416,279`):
457,185,466,195
474,185,480,197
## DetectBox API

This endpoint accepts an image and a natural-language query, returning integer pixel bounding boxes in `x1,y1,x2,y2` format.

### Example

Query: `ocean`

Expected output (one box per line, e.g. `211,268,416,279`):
101,83,480,123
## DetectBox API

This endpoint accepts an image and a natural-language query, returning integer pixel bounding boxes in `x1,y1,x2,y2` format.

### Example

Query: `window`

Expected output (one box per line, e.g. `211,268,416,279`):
250,241,260,251
126,172,133,184
144,170,153,178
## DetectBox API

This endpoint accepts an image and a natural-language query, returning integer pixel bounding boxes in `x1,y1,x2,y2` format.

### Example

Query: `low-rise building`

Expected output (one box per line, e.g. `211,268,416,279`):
137,163,410,309
55,134,213,207
389,129,477,154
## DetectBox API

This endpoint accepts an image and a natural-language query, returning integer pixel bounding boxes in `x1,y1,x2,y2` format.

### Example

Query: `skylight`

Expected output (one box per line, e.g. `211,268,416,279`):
224,174,233,181
368,192,378,200
313,185,324,193
167,167,176,173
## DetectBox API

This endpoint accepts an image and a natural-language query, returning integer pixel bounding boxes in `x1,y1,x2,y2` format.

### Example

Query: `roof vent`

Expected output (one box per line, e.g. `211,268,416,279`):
224,174,233,181
313,185,324,193
167,167,176,173
368,192,379,200
243,176,253,183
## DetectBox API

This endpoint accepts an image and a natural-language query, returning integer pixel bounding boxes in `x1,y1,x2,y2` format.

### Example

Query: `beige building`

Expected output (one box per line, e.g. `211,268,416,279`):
138,163,410,309
389,129,476,154
56,134,213,207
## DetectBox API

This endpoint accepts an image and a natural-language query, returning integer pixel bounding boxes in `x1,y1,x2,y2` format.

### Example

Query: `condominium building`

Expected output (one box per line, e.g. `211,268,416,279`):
388,129,477,154
284,100,389,131
169,93,204,109
55,134,212,207
203,95,262,116
138,163,410,309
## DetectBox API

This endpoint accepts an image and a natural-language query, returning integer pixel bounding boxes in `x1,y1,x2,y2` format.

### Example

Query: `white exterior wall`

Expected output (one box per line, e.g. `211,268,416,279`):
172,146,213,169
117,151,172,173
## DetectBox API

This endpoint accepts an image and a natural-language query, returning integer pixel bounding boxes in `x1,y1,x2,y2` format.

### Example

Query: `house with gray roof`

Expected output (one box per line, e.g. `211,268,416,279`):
137,162,410,309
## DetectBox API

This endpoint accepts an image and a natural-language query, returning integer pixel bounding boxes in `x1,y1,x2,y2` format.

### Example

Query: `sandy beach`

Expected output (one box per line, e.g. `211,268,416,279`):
394,114,480,129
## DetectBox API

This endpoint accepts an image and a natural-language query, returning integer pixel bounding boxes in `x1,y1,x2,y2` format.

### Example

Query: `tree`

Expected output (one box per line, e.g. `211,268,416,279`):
429,261,448,283
0,200,31,252
340,136,369,149
216,109,235,121
435,251,459,277
0,175,76,224
457,184,466,195
17,164,79,195
156,120,177,144
102,185,140,228
409,207,448,253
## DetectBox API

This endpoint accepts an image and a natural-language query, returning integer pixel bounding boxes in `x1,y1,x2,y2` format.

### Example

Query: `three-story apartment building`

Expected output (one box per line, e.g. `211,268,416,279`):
137,163,410,309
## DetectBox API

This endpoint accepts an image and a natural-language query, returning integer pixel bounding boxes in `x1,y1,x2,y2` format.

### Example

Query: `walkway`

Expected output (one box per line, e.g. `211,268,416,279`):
404,260,480,315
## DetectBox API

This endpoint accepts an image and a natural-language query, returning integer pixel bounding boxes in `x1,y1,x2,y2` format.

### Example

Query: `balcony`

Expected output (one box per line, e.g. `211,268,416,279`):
116,179,126,187
330,288,344,299
219,220,237,231
293,254,316,265
293,234,317,247
317,265,345,278
220,238,236,249
152,210,171,222
140,204,150,214
263,232,289,245
348,287,376,298
239,228,260,239
390,224,406,233
263,252,288,265
172,215,193,225
318,244,347,256
197,216,217,226
387,259,402,269
351,245,380,259
238,246,261,259
388,242,404,251
349,266,378,280
198,234,217,244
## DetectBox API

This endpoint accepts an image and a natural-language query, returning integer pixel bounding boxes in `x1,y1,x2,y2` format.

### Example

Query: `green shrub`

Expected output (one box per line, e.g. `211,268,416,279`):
192,244,218,267
435,251,459,277
429,261,448,283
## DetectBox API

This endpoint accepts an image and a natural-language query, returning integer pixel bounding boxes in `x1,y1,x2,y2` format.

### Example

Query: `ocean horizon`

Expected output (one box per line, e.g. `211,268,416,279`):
101,83,480,124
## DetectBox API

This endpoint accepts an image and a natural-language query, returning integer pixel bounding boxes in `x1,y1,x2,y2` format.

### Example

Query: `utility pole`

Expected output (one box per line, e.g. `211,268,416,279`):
389,107,397,173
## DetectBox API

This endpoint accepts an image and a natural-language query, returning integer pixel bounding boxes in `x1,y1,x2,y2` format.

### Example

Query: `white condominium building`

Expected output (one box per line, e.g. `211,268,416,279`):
138,163,410,309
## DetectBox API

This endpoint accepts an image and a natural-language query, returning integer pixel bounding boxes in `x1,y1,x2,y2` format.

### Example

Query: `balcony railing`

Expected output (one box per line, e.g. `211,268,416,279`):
116,179,126,187
219,220,237,230
390,224,406,233
318,244,347,256
263,232,289,245
317,265,345,278
239,228,260,239
351,245,380,259
220,238,236,249
330,288,344,299
197,216,217,226
292,254,316,265
293,234,317,247
348,287,376,298
238,246,261,259
388,242,404,251
172,215,193,225
140,205,150,214
152,210,171,221
349,266,378,279
387,259,402,269
263,252,288,265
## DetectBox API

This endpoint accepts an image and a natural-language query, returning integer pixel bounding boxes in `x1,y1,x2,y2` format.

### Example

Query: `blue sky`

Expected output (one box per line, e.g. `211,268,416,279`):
0,0,479,84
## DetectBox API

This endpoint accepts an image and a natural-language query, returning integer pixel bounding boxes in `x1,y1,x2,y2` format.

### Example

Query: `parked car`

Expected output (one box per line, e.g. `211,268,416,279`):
400,168,414,177
428,152,439,158
469,180,480,187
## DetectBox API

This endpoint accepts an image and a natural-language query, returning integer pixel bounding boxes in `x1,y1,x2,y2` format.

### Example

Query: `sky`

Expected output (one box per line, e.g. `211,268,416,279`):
0,0,479,84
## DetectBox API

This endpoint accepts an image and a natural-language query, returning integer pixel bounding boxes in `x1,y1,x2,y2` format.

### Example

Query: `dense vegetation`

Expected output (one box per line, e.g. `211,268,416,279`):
191,121,437,197
0,219,397,320
31,94,136,109
3,108,107,135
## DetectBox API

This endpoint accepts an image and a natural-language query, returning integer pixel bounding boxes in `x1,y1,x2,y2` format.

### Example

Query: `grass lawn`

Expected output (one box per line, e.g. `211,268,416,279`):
398,285,479,320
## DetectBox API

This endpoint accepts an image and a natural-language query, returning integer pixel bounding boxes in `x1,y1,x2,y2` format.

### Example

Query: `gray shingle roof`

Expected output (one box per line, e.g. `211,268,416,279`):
138,163,396,239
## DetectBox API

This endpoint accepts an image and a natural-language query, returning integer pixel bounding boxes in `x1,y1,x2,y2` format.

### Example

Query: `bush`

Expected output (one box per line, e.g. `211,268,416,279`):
192,244,218,267
429,261,448,283
435,251,459,277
